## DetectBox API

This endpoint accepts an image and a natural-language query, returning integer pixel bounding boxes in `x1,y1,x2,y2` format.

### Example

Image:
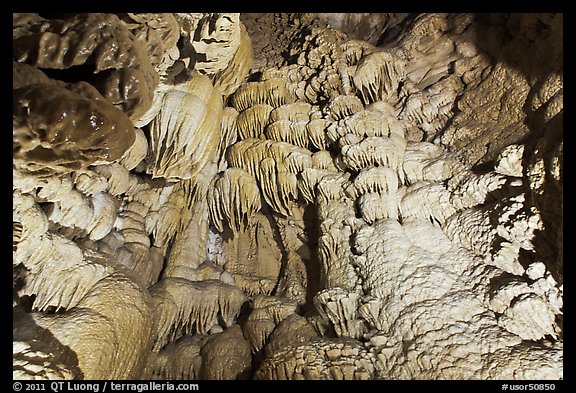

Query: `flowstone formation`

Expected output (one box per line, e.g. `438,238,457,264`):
13,13,563,380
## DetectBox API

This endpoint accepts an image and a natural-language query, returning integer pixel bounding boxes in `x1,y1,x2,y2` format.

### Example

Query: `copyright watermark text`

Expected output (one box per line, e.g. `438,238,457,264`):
12,382,199,392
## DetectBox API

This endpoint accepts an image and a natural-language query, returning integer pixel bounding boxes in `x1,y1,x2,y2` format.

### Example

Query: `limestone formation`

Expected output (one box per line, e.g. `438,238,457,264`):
13,13,159,121
13,12,563,381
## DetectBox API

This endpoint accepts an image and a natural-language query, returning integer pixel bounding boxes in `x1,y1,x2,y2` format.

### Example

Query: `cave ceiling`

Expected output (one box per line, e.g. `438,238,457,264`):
12,12,563,381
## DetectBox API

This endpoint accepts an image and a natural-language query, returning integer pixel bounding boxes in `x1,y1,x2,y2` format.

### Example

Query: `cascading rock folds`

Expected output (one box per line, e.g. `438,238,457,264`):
13,12,563,381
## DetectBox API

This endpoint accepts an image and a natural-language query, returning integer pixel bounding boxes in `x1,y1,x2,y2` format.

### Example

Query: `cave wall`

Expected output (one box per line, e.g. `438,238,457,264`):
13,12,562,380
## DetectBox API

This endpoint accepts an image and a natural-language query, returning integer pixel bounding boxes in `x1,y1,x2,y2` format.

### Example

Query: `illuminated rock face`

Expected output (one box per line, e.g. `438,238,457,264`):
13,13,563,380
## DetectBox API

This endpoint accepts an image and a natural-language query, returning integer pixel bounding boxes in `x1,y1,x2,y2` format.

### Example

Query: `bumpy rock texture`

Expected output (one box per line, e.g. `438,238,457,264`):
13,13,563,380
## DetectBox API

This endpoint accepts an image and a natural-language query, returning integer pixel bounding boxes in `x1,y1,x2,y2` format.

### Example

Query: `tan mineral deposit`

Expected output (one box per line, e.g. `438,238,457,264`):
13,12,562,380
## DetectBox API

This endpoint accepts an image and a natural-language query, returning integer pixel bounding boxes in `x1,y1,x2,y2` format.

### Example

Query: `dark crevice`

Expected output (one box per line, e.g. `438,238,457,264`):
40,63,99,86
301,203,322,310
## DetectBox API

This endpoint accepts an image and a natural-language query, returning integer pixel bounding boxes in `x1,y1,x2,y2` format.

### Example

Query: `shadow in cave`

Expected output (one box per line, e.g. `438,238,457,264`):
521,111,564,286
447,13,564,286
442,12,563,144
13,306,84,379
465,13,562,80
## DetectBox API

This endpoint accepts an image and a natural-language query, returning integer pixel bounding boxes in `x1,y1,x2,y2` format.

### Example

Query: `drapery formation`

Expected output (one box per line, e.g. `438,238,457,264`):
13,13,562,380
